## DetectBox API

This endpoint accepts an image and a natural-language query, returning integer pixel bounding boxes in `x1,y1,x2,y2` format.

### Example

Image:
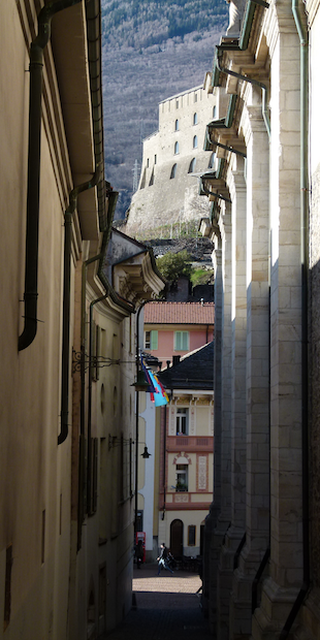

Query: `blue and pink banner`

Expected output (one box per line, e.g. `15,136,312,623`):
140,357,169,406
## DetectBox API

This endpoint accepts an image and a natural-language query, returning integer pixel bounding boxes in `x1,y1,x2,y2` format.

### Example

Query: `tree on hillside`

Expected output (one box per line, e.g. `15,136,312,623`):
156,250,192,286
156,250,214,295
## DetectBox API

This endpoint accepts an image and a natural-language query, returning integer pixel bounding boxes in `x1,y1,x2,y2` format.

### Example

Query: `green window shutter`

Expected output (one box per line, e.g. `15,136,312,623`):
182,331,189,350
150,330,158,350
175,331,189,351
174,331,181,350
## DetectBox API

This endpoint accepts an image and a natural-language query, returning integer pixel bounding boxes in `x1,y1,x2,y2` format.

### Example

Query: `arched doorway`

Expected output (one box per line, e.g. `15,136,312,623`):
170,519,183,559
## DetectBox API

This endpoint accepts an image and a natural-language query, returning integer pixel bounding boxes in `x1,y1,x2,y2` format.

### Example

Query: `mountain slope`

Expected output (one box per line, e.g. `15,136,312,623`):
101,0,228,218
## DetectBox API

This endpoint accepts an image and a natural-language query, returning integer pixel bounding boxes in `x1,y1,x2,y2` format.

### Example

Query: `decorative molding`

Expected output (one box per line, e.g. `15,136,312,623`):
173,452,192,465
169,404,176,436
197,455,208,491
174,494,189,504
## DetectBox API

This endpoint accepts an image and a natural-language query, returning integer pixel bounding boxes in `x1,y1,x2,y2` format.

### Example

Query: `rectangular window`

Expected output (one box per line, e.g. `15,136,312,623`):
176,408,188,435
136,510,143,532
174,331,189,351
176,464,188,491
121,435,133,502
188,525,196,546
91,321,99,382
4,545,12,631
41,510,46,564
145,330,158,350
88,438,98,515
95,324,100,381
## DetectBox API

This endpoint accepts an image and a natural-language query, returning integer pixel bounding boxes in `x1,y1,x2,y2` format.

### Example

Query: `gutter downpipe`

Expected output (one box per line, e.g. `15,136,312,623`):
18,0,82,352
208,136,247,158
79,215,135,526
78,249,104,535
200,179,232,204
216,53,271,139
134,301,149,543
87,293,107,514
279,3,309,637
58,167,101,446
79,190,120,446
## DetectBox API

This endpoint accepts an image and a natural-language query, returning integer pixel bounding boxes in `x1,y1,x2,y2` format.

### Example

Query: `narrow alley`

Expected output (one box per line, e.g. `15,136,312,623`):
105,564,210,640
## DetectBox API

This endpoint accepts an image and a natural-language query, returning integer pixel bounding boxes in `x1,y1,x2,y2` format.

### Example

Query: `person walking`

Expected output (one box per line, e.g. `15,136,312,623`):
157,543,174,575
135,539,144,569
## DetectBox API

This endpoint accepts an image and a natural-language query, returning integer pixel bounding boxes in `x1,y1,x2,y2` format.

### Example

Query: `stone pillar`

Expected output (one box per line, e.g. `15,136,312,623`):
252,8,303,639
215,203,236,640
229,99,270,639
202,233,223,625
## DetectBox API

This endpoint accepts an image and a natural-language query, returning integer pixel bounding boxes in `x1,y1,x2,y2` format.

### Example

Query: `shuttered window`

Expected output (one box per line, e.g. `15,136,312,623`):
145,330,158,350
174,331,189,351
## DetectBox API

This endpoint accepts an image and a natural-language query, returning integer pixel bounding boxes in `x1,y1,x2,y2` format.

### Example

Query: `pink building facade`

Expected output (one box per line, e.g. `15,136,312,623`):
143,302,214,368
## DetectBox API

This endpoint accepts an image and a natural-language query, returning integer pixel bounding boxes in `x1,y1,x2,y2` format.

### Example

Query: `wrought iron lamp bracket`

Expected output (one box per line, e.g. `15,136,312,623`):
72,349,136,373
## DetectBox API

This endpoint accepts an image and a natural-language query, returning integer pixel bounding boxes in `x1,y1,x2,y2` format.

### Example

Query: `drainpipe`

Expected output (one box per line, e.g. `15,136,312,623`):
87,294,107,513
79,220,135,524
134,301,149,543
206,130,247,158
18,0,82,352
200,179,232,204
58,167,101,446
279,3,309,637
216,52,271,139
162,401,168,521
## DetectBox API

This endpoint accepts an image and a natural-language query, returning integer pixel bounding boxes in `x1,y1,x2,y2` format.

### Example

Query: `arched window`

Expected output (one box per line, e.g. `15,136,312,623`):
188,158,196,173
208,152,215,168
175,119,179,131
193,135,198,149
174,141,179,155
193,112,198,125
170,163,177,179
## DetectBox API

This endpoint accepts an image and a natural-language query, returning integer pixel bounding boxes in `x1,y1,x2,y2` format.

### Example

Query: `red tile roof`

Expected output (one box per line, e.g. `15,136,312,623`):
144,301,215,324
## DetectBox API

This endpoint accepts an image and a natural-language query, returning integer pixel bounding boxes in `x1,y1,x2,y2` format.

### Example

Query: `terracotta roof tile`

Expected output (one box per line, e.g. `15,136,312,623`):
144,301,214,324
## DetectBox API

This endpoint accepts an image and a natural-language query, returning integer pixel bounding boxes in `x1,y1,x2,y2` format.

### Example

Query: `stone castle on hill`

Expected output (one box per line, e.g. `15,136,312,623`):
123,79,219,238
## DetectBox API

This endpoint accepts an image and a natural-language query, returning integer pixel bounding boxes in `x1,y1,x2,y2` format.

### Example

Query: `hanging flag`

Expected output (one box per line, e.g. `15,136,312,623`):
147,369,169,407
140,357,168,406
153,373,169,404
140,356,156,400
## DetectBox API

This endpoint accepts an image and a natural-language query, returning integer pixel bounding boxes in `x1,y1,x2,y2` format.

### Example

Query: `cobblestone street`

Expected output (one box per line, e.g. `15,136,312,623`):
105,564,210,640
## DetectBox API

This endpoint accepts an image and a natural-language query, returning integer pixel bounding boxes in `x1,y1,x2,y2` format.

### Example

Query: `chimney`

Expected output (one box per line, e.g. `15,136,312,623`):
172,355,181,366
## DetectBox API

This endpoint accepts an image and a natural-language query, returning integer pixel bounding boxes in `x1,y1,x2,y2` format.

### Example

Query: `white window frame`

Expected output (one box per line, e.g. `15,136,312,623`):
176,463,188,491
176,408,189,435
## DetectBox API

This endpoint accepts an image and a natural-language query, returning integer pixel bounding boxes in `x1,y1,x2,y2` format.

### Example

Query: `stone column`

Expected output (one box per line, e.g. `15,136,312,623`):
215,202,236,640
252,7,303,638
229,99,270,638
202,234,223,625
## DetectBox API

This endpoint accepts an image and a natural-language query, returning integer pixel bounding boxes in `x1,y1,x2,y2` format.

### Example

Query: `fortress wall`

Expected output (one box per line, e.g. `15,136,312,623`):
125,84,218,236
